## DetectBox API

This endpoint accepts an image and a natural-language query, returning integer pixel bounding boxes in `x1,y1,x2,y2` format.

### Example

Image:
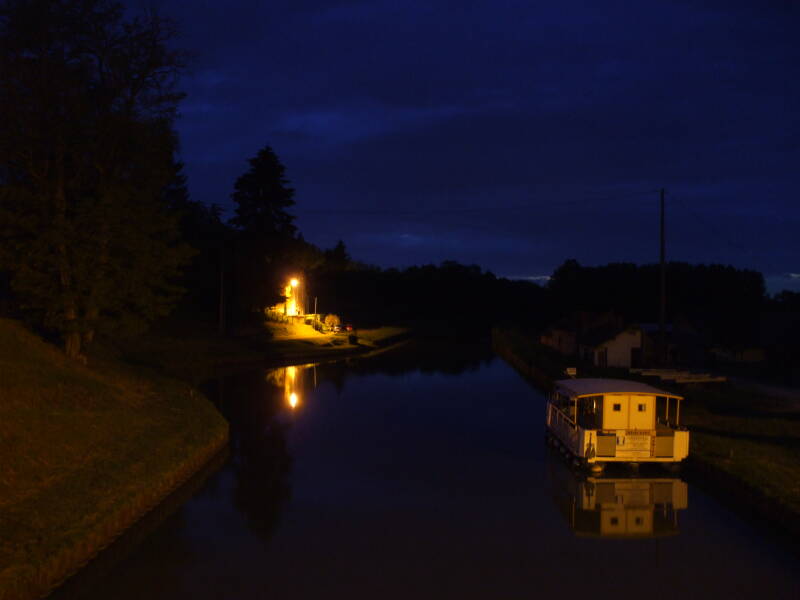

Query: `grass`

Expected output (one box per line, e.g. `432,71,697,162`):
113,321,269,384
0,312,408,597
354,326,408,346
679,385,800,516
0,318,228,598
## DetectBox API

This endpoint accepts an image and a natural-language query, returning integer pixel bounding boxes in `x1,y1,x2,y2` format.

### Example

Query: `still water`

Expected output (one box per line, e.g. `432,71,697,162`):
60,343,799,599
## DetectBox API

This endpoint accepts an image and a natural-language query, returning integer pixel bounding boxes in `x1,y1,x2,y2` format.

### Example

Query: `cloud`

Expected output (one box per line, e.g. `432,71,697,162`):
504,275,552,283
274,103,475,145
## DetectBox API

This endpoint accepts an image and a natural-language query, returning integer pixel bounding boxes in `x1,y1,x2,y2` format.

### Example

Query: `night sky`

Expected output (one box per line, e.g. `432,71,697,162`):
148,0,798,292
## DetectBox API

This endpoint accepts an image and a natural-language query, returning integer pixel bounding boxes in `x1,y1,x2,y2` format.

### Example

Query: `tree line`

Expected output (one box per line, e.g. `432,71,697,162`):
1,0,189,359
547,259,768,347
0,1,321,356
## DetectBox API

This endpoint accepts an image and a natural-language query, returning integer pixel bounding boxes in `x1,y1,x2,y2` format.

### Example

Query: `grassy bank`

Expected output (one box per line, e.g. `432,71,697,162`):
492,327,800,537
0,319,229,600
491,327,565,388
679,387,800,526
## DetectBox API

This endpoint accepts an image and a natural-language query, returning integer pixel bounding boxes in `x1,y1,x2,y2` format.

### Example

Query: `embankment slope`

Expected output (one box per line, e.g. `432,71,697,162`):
0,319,228,599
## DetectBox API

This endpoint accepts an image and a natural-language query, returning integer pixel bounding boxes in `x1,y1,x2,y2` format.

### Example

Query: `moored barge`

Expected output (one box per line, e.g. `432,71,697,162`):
547,378,689,468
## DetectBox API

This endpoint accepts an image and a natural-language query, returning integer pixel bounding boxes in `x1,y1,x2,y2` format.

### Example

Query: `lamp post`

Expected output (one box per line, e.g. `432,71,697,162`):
289,277,303,316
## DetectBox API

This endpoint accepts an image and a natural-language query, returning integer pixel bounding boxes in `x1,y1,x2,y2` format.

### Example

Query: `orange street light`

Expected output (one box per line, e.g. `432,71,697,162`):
290,278,299,287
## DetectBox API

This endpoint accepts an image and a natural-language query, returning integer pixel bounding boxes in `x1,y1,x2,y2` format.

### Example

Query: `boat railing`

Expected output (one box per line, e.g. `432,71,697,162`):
548,402,577,430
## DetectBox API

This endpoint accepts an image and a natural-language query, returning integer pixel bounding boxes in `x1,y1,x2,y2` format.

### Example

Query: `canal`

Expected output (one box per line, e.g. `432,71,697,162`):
56,342,800,599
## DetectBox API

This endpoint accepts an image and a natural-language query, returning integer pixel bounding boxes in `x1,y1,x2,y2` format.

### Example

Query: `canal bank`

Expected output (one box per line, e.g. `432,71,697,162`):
492,326,800,545
0,319,229,600
46,345,800,599
0,318,411,599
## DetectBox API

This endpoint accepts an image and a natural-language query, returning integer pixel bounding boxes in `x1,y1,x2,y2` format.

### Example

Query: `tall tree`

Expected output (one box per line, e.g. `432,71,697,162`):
323,240,351,271
229,145,298,323
231,145,296,237
0,0,191,359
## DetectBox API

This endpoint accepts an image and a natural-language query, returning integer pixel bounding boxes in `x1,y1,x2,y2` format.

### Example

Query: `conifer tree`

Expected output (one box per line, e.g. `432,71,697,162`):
231,146,297,237
229,146,298,322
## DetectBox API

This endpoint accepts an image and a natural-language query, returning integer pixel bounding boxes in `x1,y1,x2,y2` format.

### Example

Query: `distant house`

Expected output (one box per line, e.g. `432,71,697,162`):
541,312,709,369
540,312,623,358
579,325,643,368
639,323,675,366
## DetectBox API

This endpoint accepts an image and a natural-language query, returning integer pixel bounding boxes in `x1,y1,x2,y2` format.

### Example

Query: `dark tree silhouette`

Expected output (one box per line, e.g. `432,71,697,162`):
323,240,351,271
0,0,191,358
228,145,302,325
546,259,767,347
231,146,296,237
165,161,231,321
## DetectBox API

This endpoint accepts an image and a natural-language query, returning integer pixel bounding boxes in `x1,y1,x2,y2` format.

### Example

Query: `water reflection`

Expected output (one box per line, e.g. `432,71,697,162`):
211,372,296,545
312,339,494,393
56,350,800,599
547,457,688,539
265,363,317,411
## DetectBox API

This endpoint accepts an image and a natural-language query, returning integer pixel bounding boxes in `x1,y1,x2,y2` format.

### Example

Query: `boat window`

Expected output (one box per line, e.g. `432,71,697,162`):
655,396,669,425
581,395,601,413
578,396,602,429
613,403,621,412
638,403,646,412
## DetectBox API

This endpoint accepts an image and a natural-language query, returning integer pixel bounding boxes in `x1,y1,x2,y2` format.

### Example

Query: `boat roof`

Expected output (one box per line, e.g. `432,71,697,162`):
554,378,683,399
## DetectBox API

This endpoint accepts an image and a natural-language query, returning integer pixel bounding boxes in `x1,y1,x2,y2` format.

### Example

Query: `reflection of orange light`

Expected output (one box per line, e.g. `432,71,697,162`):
289,392,298,408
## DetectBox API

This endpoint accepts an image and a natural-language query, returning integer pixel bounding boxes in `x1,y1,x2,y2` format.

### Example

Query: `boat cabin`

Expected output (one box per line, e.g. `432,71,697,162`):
547,378,689,465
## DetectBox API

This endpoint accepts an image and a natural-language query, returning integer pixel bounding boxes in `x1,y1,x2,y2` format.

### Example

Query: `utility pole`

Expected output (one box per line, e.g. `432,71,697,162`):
659,188,666,366
218,242,225,335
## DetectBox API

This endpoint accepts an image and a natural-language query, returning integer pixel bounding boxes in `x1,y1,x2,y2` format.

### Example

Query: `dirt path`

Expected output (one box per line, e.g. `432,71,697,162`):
267,321,329,342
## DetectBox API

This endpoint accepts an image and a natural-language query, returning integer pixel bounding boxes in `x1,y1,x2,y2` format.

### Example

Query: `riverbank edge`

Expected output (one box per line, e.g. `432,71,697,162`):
48,447,230,600
0,316,232,600
491,326,800,544
255,329,414,369
13,326,408,599
4,429,228,600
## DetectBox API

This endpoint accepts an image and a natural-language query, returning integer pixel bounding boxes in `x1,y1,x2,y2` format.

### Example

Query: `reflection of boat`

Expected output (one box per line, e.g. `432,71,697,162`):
548,460,688,539
547,378,689,468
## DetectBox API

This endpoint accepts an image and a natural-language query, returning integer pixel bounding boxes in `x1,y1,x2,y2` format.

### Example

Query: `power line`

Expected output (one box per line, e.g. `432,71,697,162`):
297,189,658,216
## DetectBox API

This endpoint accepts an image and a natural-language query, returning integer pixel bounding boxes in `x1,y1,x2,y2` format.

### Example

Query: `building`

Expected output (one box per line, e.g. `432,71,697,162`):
540,312,623,358
579,325,643,368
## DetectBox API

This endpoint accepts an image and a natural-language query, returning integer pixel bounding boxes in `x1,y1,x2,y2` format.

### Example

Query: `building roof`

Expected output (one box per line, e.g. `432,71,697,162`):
639,323,675,333
555,378,683,399
580,325,630,347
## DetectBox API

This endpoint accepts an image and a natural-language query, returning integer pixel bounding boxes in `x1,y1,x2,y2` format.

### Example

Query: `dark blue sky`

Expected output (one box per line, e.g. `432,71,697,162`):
149,0,798,292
